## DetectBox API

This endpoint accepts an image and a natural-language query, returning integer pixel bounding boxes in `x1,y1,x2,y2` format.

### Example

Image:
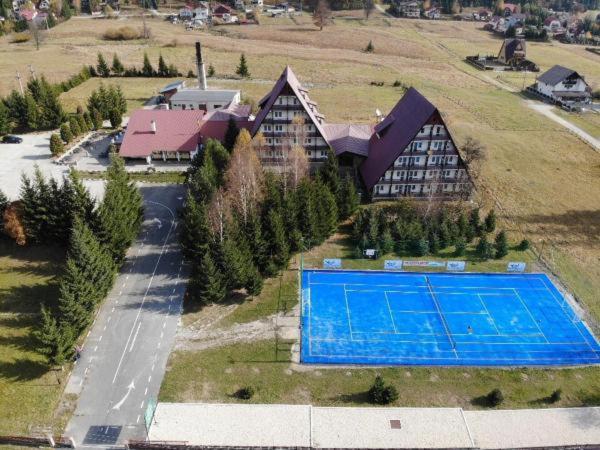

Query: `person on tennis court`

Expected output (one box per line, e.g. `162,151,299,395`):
467,325,473,334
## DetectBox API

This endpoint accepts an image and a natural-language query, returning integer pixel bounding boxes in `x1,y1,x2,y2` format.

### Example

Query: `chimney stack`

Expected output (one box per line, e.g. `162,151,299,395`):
151,120,157,133
195,41,208,91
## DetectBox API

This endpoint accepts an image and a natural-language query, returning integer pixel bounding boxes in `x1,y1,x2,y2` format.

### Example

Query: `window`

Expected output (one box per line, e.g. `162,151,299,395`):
319,150,326,158
214,105,222,109
275,125,283,132
274,138,281,145
274,111,283,118
305,138,313,145
266,138,273,145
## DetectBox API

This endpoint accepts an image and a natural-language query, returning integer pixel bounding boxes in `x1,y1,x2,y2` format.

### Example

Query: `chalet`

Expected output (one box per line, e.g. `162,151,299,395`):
360,88,469,200
397,1,420,18
212,3,237,21
497,38,525,65
119,108,251,163
423,6,440,19
169,42,241,111
251,66,331,166
532,65,591,105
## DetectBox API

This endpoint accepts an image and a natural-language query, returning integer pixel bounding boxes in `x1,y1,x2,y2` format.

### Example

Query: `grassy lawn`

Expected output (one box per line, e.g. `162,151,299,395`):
160,339,600,409
75,169,187,184
0,241,71,435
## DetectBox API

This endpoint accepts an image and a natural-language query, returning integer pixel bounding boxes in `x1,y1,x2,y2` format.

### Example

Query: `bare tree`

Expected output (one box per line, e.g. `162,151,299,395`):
225,129,264,224
28,20,45,50
363,0,374,19
461,136,486,180
208,187,229,244
313,0,333,31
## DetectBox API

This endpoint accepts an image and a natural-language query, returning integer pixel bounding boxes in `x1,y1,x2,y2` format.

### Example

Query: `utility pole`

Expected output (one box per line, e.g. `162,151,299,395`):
15,71,24,94
28,64,36,79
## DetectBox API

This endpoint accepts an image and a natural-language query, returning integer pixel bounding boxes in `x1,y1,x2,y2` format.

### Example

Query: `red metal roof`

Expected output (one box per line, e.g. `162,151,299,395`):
119,109,252,158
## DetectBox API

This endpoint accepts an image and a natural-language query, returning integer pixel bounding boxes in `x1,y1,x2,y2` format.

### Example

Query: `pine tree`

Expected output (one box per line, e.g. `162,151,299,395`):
84,111,94,130
24,93,40,130
296,179,319,244
157,54,169,77
314,180,338,244
379,229,394,254
236,53,250,78
0,100,12,135
263,208,289,274
68,115,81,137
245,207,268,272
484,209,496,233
77,113,88,134
320,148,341,205
111,53,125,76
97,52,111,77
91,108,103,130
494,230,508,259
412,237,429,256
189,253,226,304
454,238,467,256
207,64,215,77
365,40,374,52
223,116,239,152
109,108,122,128
180,191,211,262
35,76,64,129
476,235,494,260
0,189,8,219
97,156,143,263
49,133,64,156
33,306,75,366
142,52,155,77
245,266,263,296
338,175,359,220
469,207,481,237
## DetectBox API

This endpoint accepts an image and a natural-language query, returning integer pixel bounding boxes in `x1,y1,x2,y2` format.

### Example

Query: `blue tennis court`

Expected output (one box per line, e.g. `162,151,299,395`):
300,270,600,366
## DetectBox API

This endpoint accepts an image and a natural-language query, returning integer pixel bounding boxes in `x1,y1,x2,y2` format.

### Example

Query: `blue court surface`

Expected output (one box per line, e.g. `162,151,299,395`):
300,270,600,366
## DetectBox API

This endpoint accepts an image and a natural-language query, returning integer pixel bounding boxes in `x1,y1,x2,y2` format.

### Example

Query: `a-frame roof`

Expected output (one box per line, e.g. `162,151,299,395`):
359,88,438,191
251,66,329,144
538,65,586,87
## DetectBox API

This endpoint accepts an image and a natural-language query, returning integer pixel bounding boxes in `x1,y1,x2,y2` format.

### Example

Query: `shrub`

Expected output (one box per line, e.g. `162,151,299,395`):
102,26,140,41
454,238,466,257
476,236,494,260
187,70,195,78
487,388,504,407
60,123,73,143
364,40,374,52
494,230,508,259
518,239,530,251
235,386,254,400
368,375,398,405
11,32,31,43
549,389,562,403
49,133,64,156
109,108,122,129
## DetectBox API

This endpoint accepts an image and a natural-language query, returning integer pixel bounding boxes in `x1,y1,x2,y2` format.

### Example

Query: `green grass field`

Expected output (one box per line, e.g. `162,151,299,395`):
0,241,72,435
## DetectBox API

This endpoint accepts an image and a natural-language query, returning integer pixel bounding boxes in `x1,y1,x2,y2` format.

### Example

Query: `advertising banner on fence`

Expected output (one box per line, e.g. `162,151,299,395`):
507,262,526,272
384,260,403,270
446,261,466,271
403,261,446,268
323,259,342,269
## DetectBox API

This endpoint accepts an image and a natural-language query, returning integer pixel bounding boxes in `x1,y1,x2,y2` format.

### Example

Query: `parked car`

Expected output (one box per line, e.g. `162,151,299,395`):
1,135,23,144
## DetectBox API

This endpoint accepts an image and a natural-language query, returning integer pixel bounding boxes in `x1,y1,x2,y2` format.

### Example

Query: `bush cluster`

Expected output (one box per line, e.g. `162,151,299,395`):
102,25,141,40
368,375,398,405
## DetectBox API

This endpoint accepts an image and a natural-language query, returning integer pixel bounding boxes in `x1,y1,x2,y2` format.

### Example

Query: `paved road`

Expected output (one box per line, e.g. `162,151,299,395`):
526,101,600,151
65,184,186,448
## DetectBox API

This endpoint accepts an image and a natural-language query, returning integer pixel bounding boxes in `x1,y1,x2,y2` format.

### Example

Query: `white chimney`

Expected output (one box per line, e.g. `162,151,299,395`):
375,108,383,122
150,120,157,133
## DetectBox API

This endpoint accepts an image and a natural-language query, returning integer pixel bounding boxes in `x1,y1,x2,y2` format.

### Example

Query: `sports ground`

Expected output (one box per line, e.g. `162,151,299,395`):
301,270,600,366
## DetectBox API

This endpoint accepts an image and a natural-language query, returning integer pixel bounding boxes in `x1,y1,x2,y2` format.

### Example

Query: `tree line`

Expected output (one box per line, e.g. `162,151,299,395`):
352,201,524,260
181,131,358,306
1,158,143,366
92,52,182,78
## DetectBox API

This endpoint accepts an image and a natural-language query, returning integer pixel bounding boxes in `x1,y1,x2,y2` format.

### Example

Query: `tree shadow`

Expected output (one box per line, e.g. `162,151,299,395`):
0,282,60,314
470,394,492,407
330,390,371,404
518,210,600,249
0,358,48,382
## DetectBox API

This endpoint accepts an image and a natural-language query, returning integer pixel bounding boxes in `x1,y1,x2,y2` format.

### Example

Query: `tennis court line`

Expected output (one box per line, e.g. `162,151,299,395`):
318,336,589,346
512,288,550,344
477,294,502,336
310,282,552,291
306,351,599,362
342,284,354,335
425,275,458,358
383,291,398,334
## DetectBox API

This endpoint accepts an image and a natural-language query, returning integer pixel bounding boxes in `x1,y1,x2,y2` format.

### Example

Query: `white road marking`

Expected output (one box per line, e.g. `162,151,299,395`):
160,331,164,339
111,307,115,313
111,212,176,384
157,342,161,349
119,291,122,296
162,322,166,329
84,368,89,375
151,364,155,371
112,380,136,410
144,387,148,395
94,346,98,352
148,375,152,383
126,276,129,280
99,335,103,342
129,322,142,352
140,401,144,409
136,415,141,424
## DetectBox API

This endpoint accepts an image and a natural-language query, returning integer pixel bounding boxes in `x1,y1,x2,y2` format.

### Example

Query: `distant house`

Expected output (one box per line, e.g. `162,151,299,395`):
179,5,193,19
497,38,526,65
543,16,562,33
502,3,518,16
212,3,237,21
193,2,210,19
234,0,245,9
37,0,50,10
159,80,186,102
18,7,37,20
397,1,420,18
533,65,591,105
423,6,440,19
250,0,263,6
474,9,491,20
170,89,241,111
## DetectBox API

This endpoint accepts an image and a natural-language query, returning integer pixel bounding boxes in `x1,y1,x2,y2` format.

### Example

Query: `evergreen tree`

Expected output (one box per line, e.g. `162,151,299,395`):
180,191,211,261
207,64,215,77
157,54,169,77
313,180,338,244
469,207,481,237
476,235,494,260
24,93,40,130
365,40,374,52
0,100,12,135
236,53,250,78
412,237,429,256
457,211,469,240
97,52,111,77
244,207,268,272
494,230,508,259
263,208,289,274
484,209,496,233
69,115,81,137
49,133,64,156
320,148,341,207
189,253,226,304
91,108,103,130
84,111,94,130
61,0,72,18
111,53,125,76
338,175,359,220
77,113,88,134
0,189,8,220
245,266,263,296
109,108,122,128
454,237,466,257
379,229,394,254
33,306,73,366
67,169,100,232
35,76,64,129
97,156,143,263
429,230,440,254
223,116,239,152
142,52,155,77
